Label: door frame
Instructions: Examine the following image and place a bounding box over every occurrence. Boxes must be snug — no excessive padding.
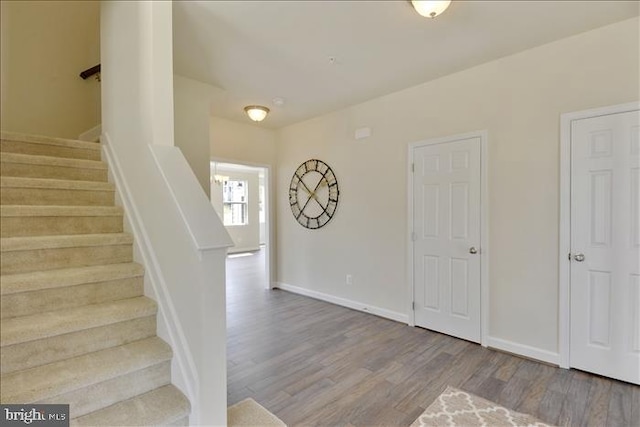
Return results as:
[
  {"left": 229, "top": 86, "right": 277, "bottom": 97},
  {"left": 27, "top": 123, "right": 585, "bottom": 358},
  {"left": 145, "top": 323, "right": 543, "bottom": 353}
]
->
[
  {"left": 407, "top": 130, "right": 489, "bottom": 347},
  {"left": 210, "top": 157, "right": 275, "bottom": 290},
  {"left": 558, "top": 101, "right": 640, "bottom": 369}
]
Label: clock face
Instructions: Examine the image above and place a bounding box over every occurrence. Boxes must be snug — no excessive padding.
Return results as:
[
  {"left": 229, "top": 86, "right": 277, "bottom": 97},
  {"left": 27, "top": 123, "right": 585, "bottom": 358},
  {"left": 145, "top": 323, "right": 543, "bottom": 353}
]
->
[{"left": 289, "top": 159, "right": 339, "bottom": 229}]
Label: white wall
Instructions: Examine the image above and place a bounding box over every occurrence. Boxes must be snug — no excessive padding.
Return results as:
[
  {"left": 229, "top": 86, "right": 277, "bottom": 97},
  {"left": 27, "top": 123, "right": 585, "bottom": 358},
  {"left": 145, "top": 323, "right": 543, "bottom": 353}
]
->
[
  {"left": 276, "top": 18, "right": 640, "bottom": 359},
  {"left": 211, "top": 169, "right": 261, "bottom": 253},
  {"left": 174, "top": 76, "right": 225, "bottom": 196},
  {"left": 101, "top": 2, "right": 230, "bottom": 424},
  {"left": 0, "top": 1, "right": 100, "bottom": 139}
]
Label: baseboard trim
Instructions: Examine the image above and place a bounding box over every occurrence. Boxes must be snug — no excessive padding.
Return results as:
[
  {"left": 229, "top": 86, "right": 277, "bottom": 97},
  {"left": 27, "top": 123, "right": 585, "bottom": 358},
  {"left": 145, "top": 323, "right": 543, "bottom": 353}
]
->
[
  {"left": 275, "top": 282, "right": 408, "bottom": 324},
  {"left": 78, "top": 124, "right": 102, "bottom": 142},
  {"left": 485, "top": 336, "right": 560, "bottom": 366}
]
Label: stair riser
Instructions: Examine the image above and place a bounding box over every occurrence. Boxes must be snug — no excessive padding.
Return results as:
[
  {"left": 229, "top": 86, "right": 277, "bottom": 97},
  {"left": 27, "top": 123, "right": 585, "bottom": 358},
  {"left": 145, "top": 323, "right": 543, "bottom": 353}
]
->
[
  {"left": 1, "top": 216, "right": 123, "bottom": 237},
  {"left": 1, "top": 276, "right": 143, "bottom": 319},
  {"left": 1, "top": 187, "right": 115, "bottom": 206},
  {"left": 1, "top": 140, "right": 101, "bottom": 161},
  {"left": 0, "top": 162, "right": 107, "bottom": 182},
  {"left": 1, "top": 245, "right": 133, "bottom": 274},
  {"left": 1, "top": 216, "right": 123, "bottom": 238},
  {"left": 1, "top": 316, "right": 156, "bottom": 373},
  {"left": 43, "top": 362, "right": 171, "bottom": 419}
]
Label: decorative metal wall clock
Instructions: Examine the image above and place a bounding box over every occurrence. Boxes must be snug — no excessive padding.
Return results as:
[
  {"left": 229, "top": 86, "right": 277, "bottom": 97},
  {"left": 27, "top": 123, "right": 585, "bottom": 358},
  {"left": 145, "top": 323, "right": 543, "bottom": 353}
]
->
[{"left": 289, "top": 159, "right": 339, "bottom": 229}]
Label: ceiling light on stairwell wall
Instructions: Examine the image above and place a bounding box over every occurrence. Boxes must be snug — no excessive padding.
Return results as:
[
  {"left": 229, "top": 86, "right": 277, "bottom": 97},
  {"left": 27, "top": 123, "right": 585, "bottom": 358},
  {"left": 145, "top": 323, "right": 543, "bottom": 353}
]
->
[
  {"left": 411, "top": 0, "right": 451, "bottom": 18},
  {"left": 244, "top": 105, "right": 270, "bottom": 122}
]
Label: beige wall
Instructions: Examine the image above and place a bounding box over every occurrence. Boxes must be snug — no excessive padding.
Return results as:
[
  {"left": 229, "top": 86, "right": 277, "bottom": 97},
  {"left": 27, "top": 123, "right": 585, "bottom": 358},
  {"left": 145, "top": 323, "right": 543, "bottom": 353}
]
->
[
  {"left": 210, "top": 117, "right": 278, "bottom": 168},
  {"left": 276, "top": 18, "right": 640, "bottom": 356},
  {"left": 174, "top": 75, "right": 219, "bottom": 196},
  {"left": 1, "top": 1, "right": 100, "bottom": 139}
]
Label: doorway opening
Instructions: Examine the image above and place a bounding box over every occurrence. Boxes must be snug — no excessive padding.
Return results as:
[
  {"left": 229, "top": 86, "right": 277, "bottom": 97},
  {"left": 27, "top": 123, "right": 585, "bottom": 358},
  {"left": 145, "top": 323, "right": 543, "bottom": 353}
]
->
[{"left": 210, "top": 160, "right": 272, "bottom": 290}]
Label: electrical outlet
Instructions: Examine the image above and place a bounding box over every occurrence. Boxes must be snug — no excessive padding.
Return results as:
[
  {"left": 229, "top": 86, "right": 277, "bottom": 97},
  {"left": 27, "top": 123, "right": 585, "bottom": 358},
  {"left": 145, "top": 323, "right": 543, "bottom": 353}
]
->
[{"left": 346, "top": 274, "right": 353, "bottom": 285}]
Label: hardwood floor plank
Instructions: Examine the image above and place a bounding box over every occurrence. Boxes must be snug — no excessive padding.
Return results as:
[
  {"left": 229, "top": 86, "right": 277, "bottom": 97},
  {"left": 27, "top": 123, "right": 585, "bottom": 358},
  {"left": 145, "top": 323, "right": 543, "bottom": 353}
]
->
[
  {"left": 302, "top": 376, "right": 392, "bottom": 426},
  {"left": 557, "top": 371, "right": 593, "bottom": 426},
  {"left": 538, "top": 389, "right": 566, "bottom": 425},
  {"left": 279, "top": 369, "right": 372, "bottom": 424},
  {"left": 582, "top": 376, "right": 612, "bottom": 427},
  {"left": 515, "top": 362, "right": 557, "bottom": 421},
  {"left": 607, "top": 381, "right": 634, "bottom": 426},
  {"left": 497, "top": 375, "right": 530, "bottom": 410},
  {"left": 492, "top": 354, "right": 521, "bottom": 382},
  {"left": 226, "top": 249, "right": 640, "bottom": 426},
  {"left": 630, "top": 385, "right": 640, "bottom": 427},
  {"left": 256, "top": 390, "right": 294, "bottom": 415}
]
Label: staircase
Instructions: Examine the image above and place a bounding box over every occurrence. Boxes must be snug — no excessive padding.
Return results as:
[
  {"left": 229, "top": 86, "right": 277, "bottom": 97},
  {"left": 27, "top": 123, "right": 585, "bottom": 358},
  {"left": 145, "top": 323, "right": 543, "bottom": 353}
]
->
[{"left": 0, "top": 132, "right": 191, "bottom": 426}]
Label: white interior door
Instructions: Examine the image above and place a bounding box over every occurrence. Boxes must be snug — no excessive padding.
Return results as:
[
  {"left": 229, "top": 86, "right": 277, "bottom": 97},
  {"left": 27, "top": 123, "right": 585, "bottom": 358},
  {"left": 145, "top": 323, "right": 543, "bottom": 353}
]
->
[
  {"left": 570, "top": 109, "right": 640, "bottom": 385},
  {"left": 413, "top": 136, "right": 481, "bottom": 343}
]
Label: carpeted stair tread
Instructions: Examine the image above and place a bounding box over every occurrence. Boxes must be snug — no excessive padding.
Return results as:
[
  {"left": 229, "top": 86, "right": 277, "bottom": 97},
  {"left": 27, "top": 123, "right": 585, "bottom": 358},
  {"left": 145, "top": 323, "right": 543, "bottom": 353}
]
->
[
  {"left": 0, "top": 132, "right": 190, "bottom": 424},
  {"left": 1, "top": 317, "right": 156, "bottom": 374},
  {"left": 1, "top": 134, "right": 101, "bottom": 161},
  {"left": 0, "top": 176, "right": 114, "bottom": 191},
  {"left": 70, "top": 385, "right": 190, "bottom": 426},
  {"left": 0, "top": 152, "right": 107, "bottom": 170},
  {"left": 1, "top": 205, "right": 123, "bottom": 217},
  {"left": 41, "top": 362, "right": 172, "bottom": 420},
  {"left": 1, "top": 233, "right": 133, "bottom": 252},
  {"left": 1, "top": 296, "right": 157, "bottom": 347},
  {"left": 1, "top": 152, "right": 108, "bottom": 182},
  {"left": 0, "top": 205, "right": 124, "bottom": 237},
  {"left": 1, "top": 132, "right": 101, "bottom": 162},
  {"left": 1, "top": 131, "right": 101, "bottom": 152},
  {"left": 1, "top": 263, "right": 144, "bottom": 295},
  {"left": 0, "top": 177, "right": 115, "bottom": 206},
  {"left": 1, "top": 234, "right": 133, "bottom": 275},
  {"left": 0, "top": 337, "right": 172, "bottom": 404}
]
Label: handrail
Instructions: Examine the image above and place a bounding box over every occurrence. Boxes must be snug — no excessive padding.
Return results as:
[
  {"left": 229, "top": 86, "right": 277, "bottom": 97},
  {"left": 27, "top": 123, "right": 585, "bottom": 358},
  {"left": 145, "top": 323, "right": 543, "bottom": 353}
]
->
[{"left": 80, "top": 64, "right": 101, "bottom": 80}]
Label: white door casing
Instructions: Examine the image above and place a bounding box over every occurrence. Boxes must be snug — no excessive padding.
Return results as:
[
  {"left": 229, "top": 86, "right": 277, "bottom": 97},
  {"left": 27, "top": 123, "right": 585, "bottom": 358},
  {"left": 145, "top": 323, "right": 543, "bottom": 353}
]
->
[
  {"left": 567, "top": 108, "right": 640, "bottom": 384},
  {"left": 410, "top": 133, "right": 485, "bottom": 343}
]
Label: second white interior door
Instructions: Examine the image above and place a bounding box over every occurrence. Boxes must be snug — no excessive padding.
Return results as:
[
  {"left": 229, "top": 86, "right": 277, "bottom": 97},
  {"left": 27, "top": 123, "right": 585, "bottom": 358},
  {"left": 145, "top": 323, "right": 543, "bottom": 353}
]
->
[
  {"left": 413, "top": 135, "right": 482, "bottom": 343},
  {"left": 569, "top": 109, "right": 640, "bottom": 385}
]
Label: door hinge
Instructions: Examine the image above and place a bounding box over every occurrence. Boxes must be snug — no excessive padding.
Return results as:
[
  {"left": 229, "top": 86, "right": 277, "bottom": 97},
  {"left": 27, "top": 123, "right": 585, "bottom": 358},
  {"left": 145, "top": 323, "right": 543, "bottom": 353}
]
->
[
  {"left": 411, "top": 232, "right": 417, "bottom": 241},
  {"left": 412, "top": 301, "right": 415, "bottom": 311},
  {"left": 411, "top": 163, "right": 415, "bottom": 173},
  {"left": 568, "top": 252, "right": 571, "bottom": 261}
]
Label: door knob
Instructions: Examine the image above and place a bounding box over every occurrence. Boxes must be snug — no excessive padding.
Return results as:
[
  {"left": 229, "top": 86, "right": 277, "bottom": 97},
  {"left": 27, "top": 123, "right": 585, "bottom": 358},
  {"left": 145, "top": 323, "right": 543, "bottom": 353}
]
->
[
  {"left": 469, "top": 247, "right": 478, "bottom": 254},
  {"left": 573, "top": 253, "right": 585, "bottom": 262}
]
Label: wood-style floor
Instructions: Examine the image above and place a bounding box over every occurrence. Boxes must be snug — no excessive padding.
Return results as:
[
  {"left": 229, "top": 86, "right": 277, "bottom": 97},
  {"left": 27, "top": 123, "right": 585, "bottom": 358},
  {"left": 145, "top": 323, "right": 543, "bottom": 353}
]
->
[{"left": 226, "top": 249, "right": 639, "bottom": 426}]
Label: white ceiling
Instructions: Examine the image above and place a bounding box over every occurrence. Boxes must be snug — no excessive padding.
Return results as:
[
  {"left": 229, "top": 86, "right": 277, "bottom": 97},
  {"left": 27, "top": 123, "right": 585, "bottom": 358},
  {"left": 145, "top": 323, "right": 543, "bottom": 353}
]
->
[{"left": 173, "top": 1, "right": 639, "bottom": 129}]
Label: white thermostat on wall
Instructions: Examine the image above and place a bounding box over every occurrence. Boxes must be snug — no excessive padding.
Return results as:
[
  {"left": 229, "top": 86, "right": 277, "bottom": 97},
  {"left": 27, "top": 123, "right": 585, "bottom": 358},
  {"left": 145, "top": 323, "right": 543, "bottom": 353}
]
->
[{"left": 354, "top": 127, "right": 372, "bottom": 140}]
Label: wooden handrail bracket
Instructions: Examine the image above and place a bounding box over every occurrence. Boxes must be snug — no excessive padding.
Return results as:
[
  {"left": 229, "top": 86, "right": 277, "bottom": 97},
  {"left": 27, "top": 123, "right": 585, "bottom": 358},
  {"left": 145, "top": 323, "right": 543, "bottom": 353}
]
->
[{"left": 80, "top": 64, "right": 101, "bottom": 80}]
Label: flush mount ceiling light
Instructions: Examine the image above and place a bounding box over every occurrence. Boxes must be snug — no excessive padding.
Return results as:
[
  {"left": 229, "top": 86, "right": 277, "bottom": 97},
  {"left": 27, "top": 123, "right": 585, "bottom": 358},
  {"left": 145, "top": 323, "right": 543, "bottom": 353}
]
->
[
  {"left": 411, "top": 0, "right": 451, "bottom": 18},
  {"left": 244, "top": 105, "right": 270, "bottom": 122}
]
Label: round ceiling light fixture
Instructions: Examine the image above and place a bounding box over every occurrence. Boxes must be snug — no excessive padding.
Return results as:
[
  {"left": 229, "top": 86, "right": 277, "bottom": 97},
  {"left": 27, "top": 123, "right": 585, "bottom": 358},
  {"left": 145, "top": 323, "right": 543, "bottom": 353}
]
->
[
  {"left": 244, "top": 105, "right": 270, "bottom": 122},
  {"left": 411, "top": 0, "right": 451, "bottom": 18}
]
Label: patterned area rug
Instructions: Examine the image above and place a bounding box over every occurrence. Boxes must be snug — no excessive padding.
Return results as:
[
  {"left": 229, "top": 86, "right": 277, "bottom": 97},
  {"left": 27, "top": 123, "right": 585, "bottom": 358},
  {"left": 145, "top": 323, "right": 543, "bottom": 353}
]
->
[
  {"left": 228, "top": 398, "right": 287, "bottom": 426},
  {"left": 411, "top": 386, "right": 553, "bottom": 427}
]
